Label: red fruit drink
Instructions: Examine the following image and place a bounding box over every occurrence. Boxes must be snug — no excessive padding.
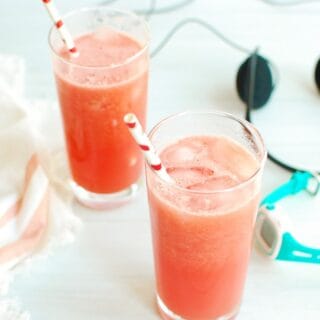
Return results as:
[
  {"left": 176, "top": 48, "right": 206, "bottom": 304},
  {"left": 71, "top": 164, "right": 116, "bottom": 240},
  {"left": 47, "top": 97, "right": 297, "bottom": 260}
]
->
[
  {"left": 146, "top": 113, "right": 265, "bottom": 320},
  {"left": 49, "top": 9, "right": 149, "bottom": 208}
]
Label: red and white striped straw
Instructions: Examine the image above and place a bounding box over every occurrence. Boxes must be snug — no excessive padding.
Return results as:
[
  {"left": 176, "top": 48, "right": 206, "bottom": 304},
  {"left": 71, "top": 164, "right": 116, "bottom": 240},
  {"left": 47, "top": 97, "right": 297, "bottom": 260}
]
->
[
  {"left": 124, "top": 113, "right": 173, "bottom": 183},
  {"left": 41, "top": 0, "right": 79, "bottom": 57}
]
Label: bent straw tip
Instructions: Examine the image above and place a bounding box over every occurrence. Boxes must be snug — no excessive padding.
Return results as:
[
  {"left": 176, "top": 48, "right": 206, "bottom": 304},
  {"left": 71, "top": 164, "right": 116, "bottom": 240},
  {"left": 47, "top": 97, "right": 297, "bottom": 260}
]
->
[
  {"left": 123, "top": 113, "right": 135, "bottom": 122},
  {"left": 69, "top": 48, "right": 79, "bottom": 58},
  {"left": 123, "top": 113, "right": 137, "bottom": 128}
]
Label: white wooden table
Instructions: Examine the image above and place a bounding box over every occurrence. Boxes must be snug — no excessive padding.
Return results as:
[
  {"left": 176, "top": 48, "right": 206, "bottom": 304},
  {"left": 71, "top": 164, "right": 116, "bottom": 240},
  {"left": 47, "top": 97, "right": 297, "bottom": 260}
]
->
[{"left": 1, "top": 0, "right": 320, "bottom": 319}]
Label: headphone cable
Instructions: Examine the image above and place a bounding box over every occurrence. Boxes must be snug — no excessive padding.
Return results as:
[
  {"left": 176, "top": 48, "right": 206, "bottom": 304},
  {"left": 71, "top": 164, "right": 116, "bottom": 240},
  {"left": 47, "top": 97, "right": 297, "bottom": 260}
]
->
[
  {"left": 151, "top": 18, "right": 251, "bottom": 58},
  {"left": 260, "top": 0, "right": 320, "bottom": 6},
  {"left": 151, "top": 19, "right": 319, "bottom": 175},
  {"left": 100, "top": 0, "right": 195, "bottom": 15}
]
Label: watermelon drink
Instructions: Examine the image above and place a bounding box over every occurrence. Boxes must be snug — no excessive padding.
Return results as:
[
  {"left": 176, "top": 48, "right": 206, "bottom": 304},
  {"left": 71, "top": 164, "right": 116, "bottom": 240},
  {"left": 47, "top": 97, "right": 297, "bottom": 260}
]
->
[
  {"left": 49, "top": 8, "right": 149, "bottom": 209},
  {"left": 146, "top": 111, "right": 266, "bottom": 320}
]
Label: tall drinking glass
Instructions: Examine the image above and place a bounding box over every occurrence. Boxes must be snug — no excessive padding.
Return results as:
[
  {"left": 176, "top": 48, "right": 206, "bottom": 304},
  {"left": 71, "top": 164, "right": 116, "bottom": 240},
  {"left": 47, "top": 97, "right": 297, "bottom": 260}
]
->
[
  {"left": 146, "top": 111, "right": 266, "bottom": 320},
  {"left": 49, "top": 7, "right": 149, "bottom": 209}
]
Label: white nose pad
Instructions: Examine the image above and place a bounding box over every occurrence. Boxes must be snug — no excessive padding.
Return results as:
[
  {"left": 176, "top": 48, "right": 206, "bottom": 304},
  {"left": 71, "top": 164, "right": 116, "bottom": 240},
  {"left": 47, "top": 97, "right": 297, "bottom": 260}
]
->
[{"left": 255, "top": 204, "right": 291, "bottom": 259}]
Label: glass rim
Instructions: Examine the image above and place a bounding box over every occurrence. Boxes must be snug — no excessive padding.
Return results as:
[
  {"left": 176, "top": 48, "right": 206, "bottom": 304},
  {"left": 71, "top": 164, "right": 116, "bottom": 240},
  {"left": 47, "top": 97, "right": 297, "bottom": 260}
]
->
[
  {"left": 48, "top": 6, "right": 150, "bottom": 70},
  {"left": 147, "top": 110, "right": 267, "bottom": 195}
]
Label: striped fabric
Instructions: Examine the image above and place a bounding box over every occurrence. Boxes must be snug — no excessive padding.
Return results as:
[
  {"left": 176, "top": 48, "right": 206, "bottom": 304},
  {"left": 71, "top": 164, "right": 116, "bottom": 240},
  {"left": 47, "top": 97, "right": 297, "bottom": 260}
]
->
[
  {"left": 0, "top": 54, "right": 80, "bottom": 291},
  {"left": 0, "top": 55, "right": 80, "bottom": 320},
  {"left": 0, "top": 155, "right": 49, "bottom": 272}
]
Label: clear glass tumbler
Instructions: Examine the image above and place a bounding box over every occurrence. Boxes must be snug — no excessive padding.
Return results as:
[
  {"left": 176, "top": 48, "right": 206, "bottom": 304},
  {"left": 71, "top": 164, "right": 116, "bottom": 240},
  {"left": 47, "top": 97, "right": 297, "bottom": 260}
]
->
[
  {"left": 146, "top": 111, "right": 266, "bottom": 320},
  {"left": 49, "top": 7, "right": 149, "bottom": 209}
]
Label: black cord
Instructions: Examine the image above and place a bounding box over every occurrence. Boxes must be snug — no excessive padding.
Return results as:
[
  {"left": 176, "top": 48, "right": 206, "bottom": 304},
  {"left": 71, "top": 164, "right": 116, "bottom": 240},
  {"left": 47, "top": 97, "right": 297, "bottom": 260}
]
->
[
  {"left": 246, "top": 51, "right": 294, "bottom": 172},
  {"left": 144, "top": 0, "right": 157, "bottom": 20},
  {"left": 100, "top": 0, "right": 195, "bottom": 15},
  {"left": 136, "top": 0, "right": 195, "bottom": 15},
  {"left": 101, "top": 0, "right": 118, "bottom": 4},
  {"left": 261, "top": 0, "right": 320, "bottom": 5},
  {"left": 151, "top": 18, "right": 251, "bottom": 58}
]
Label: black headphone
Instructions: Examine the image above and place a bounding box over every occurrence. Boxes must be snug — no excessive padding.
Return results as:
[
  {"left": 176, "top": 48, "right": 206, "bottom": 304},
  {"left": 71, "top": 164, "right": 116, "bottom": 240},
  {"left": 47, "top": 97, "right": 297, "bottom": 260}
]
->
[
  {"left": 237, "top": 50, "right": 320, "bottom": 110},
  {"left": 151, "top": 18, "right": 320, "bottom": 174},
  {"left": 237, "top": 50, "right": 320, "bottom": 173}
]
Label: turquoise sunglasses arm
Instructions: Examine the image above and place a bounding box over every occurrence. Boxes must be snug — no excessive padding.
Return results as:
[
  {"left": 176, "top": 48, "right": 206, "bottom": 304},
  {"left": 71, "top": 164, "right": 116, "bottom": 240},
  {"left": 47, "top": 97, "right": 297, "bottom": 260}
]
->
[
  {"left": 277, "top": 232, "right": 320, "bottom": 264},
  {"left": 261, "top": 172, "right": 312, "bottom": 206}
]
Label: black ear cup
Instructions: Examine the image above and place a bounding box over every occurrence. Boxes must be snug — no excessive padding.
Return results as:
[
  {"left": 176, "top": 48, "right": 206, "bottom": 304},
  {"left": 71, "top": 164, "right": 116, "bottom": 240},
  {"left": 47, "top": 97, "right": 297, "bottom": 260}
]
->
[
  {"left": 236, "top": 54, "right": 274, "bottom": 109},
  {"left": 314, "top": 59, "right": 320, "bottom": 91}
]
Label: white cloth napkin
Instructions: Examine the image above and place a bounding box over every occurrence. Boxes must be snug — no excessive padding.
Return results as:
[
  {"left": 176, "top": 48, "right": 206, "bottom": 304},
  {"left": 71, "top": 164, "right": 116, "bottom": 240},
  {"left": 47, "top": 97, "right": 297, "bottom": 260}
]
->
[{"left": 0, "top": 55, "right": 81, "bottom": 319}]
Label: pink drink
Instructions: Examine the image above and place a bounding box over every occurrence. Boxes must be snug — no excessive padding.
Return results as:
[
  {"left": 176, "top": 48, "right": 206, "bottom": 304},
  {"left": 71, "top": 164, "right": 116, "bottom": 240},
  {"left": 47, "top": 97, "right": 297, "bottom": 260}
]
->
[
  {"left": 146, "top": 113, "right": 265, "bottom": 320},
  {"left": 55, "top": 29, "right": 148, "bottom": 193},
  {"left": 49, "top": 9, "right": 149, "bottom": 208}
]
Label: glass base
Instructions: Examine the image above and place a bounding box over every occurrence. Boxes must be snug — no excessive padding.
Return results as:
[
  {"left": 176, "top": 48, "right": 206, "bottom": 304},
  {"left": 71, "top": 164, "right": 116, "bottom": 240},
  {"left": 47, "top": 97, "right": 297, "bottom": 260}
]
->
[
  {"left": 70, "top": 180, "right": 140, "bottom": 210},
  {"left": 157, "top": 295, "right": 238, "bottom": 320}
]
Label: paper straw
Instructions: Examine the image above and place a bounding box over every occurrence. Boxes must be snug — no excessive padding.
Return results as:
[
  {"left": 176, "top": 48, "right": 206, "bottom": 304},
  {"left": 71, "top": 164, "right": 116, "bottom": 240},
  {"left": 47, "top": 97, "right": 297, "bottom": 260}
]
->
[
  {"left": 124, "top": 113, "right": 173, "bottom": 183},
  {"left": 41, "top": 0, "right": 79, "bottom": 57}
]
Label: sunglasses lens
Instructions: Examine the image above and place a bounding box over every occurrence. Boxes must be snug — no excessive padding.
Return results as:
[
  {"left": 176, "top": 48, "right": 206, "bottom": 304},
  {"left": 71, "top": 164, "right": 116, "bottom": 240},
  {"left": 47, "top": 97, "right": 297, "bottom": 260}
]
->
[{"left": 260, "top": 217, "right": 277, "bottom": 250}]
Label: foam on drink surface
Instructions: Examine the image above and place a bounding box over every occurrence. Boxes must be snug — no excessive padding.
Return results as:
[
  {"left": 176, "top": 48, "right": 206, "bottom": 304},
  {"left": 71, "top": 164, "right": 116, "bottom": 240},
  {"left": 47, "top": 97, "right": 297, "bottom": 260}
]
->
[
  {"left": 62, "top": 27, "right": 142, "bottom": 67},
  {"left": 58, "top": 27, "right": 145, "bottom": 86},
  {"left": 153, "top": 135, "right": 260, "bottom": 215}
]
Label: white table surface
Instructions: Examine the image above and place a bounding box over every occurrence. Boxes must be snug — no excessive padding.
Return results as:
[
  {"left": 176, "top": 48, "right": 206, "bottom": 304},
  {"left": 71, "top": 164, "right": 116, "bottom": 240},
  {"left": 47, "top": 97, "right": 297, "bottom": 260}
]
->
[{"left": 2, "top": 0, "right": 320, "bottom": 319}]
